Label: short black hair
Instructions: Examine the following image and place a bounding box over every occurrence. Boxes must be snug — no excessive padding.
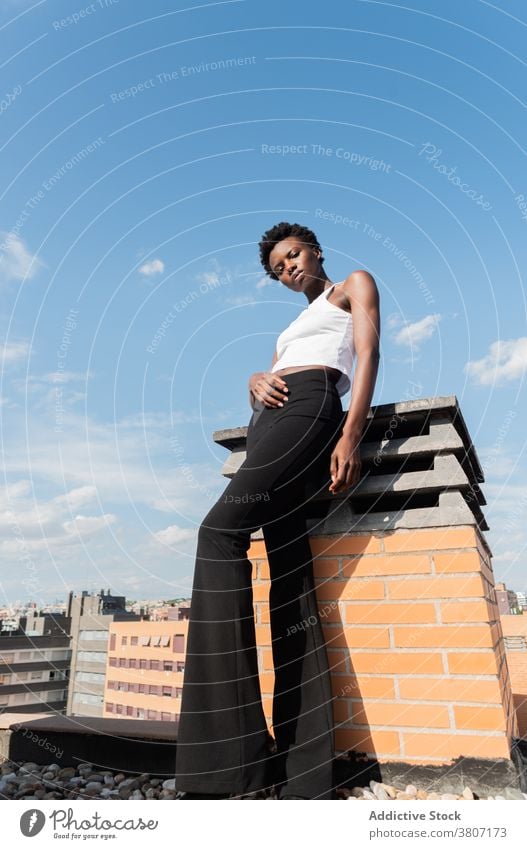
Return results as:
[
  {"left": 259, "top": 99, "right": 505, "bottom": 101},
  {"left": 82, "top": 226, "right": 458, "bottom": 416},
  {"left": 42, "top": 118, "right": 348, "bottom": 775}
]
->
[{"left": 258, "top": 221, "right": 324, "bottom": 280}]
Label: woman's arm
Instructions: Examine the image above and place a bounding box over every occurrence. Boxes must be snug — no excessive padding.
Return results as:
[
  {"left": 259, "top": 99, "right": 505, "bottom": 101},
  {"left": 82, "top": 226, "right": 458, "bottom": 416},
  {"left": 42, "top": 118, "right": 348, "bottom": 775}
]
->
[{"left": 329, "top": 270, "right": 381, "bottom": 494}]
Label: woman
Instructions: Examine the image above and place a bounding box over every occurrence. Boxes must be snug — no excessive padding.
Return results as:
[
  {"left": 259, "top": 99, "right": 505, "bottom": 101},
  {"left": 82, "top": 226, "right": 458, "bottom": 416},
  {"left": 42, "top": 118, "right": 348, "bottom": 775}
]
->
[{"left": 175, "top": 221, "right": 380, "bottom": 800}]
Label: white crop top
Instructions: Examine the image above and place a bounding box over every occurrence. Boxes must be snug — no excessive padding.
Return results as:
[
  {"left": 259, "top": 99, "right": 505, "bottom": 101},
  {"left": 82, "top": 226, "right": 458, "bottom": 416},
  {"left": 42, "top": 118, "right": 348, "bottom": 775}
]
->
[{"left": 271, "top": 281, "right": 355, "bottom": 397}]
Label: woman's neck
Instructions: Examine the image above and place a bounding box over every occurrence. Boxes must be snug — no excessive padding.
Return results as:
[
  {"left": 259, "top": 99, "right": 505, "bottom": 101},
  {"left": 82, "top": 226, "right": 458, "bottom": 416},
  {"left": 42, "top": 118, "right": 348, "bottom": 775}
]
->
[{"left": 304, "top": 273, "right": 334, "bottom": 304}]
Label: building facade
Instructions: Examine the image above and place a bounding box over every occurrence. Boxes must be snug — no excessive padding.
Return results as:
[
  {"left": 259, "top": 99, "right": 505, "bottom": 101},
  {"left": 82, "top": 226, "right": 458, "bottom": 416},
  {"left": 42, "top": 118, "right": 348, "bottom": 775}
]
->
[
  {"left": 66, "top": 589, "right": 140, "bottom": 717},
  {"left": 103, "top": 606, "right": 190, "bottom": 721},
  {"left": 0, "top": 629, "right": 70, "bottom": 714},
  {"left": 495, "top": 582, "right": 520, "bottom": 616}
]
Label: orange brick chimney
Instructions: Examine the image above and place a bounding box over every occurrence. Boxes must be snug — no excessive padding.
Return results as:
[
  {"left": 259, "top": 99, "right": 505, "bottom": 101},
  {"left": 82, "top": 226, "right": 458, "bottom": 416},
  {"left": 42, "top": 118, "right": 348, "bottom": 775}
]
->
[{"left": 214, "top": 395, "right": 525, "bottom": 795}]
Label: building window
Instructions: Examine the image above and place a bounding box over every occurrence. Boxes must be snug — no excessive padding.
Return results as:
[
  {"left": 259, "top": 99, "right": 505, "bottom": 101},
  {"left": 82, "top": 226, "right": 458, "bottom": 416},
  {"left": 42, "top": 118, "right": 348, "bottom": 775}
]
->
[
  {"left": 76, "top": 671, "right": 105, "bottom": 684},
  {"left": 162, "top": 686, "right": 172, "bottom": 697},
  {"left": 172, "top": 634, "right": 185, "bottom": 653},
  {"left": 140, "top": 636, "right": 150, "bottom": 647},
  {"left": 109, "top": 657, "right": 117, "bottom": 667},
  {"left": 138, "top": 684, "right": 146, "bottom": 694},
  {"left": 140, "top": 659, "right": 147, "bottom": 669},
  {"left": 175, "top": 688, "right": 183, "bottom": 698},
  {"left": 50, "top": 650, "right": 70, "bottom": 661},
  {"left": 81, "top": 630, "right": 108, "bottom": 641},
  {"left": 116, "top": 704, "right": 124, "bottom": 714},
  {"left": 150, "top": 660, "right": 161, "bottom": 671},
  {"left": 163, "top": 661, "right": 173, "bottom": 672},
  {"left": 147, "top": 709, "right": 158, "bottom": 720},
  {"left": 78, "top": 651, "right": 107, "bottom": 663},
  {"left": 161, "top": 635, "right": 171, "bottom": 647},
  {"left": 137, "top": 708, "right": 145, "bottom": 719},
  {"left": 106, "top": 702, "right": 114, "bottom": 712},
  {"left": 126, "top": 705, "right": 134, "bottom": 716},
  {"left": 161, "top": 712, "right": 172, "bottom": 721},
  {"left": 131, "top": 636, "right": 138, "bottom": 646},
  {"left": 122, "top": 636, "right": 128, "bottom": 646},
  {"left": 73, "top": 692, "right": 103, "bottom": 705},
  {"left": 504, "top": 635, "right": 527, "bottom": 651},
  {"left": 176, "top": 661, "right": 185, "bottom": 672}
]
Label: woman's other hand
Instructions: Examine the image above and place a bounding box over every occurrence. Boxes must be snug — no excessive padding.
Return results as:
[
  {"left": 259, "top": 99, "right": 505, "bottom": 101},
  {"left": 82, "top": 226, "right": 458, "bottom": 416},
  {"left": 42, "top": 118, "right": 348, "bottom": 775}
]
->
[
  {"left": 329, "top": 434, "right": 362, "bottom": 494},
  {"left": 249, "top": 372, "right": 289, "bottom": 408}
]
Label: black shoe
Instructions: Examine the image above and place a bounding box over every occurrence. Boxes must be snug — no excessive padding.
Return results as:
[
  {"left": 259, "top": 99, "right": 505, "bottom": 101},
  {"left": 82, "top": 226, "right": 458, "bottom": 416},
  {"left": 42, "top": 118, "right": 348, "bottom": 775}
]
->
[
  {"left": 175, "top": 790, "right": 231, "bottom": 800},
  {"left": 232, "top": 790, "right": 269, "bottom": 800}
]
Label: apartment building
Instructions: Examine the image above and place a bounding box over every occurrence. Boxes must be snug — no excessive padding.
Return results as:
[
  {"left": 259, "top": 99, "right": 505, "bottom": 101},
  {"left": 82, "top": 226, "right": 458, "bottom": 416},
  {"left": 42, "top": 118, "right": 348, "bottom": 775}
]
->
[
  {"left": 66, "top": 589, "right": 141, "bottom": 717},
  {"left": 0, "top": 615, "right": 71, "bottom": 714},
  {"left": 103, "top": 604, "right": 190, "bottom": 721},
  {"left": 501, "top": 613, "right": 527, "bottom": 738},
  {"left": 495, "top": 582, "right": 520, "bottom": 615}
]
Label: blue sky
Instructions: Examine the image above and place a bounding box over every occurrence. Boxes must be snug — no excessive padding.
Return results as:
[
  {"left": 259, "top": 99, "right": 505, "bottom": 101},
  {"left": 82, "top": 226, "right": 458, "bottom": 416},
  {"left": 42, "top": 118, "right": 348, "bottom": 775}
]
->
[{"left": 1, "top": 0, "right": 526, "bottom": 603}]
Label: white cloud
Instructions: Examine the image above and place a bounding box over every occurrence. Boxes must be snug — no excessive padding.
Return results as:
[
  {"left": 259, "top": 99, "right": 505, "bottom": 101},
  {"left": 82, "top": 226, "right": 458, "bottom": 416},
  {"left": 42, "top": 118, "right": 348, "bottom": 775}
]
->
[
  {"left": 0, "top": 232, "right": 43, "bottom": 284},
  {"left": 0, "top": 358, "right": 240, "bottom": 598},
  {"left": 197, "top": 271, "right": 219, "bottom": 286},
  {"left": 479, "top": 448, "right": 517, "bottom": 480},
  {"left": 225, "top": 294, "right": 258, "bottom": 305},
  {"left": 63, "top": 513, "right": 117, "bottom": 537},
  {"left": 53, "top": 485, "right": 98, "bottom": 510},
  {"left": 139, "top": 258, "right": 165, "bottom": 277},
  {"left": 392, "top": 314, "right": 441, "bottom": 349},
  {"left": 0, "top": 485, "right": 98, "bottom": 535},
  {"left": 464, "top": 337, "right": 527, "bottom": 386},
  {"left": 0, "top": 479, "right": 33, "bottom": 510},
  {"left": 385, "top": 312, "right": 402, "bottom": 330},
  {"left": 40, "top": 370, "right": 91, "bottom": 385},
  {"left": 8, "top": 370, "right": 90, "bottom": 419},
  {"left": 1, "top": 340, "right": 30, "bottom": 366},
  {"left": 153, "top": 525, "right": 198, "bottom": 547},
  {"left": 256, "top": 276, "right": 272, "bottom": 289},
  {"left": 2, "top": 405, "right": 224, "bottom": 523},
  {"left": 0, "top": 482, "right": 116, "bottom": 558}
]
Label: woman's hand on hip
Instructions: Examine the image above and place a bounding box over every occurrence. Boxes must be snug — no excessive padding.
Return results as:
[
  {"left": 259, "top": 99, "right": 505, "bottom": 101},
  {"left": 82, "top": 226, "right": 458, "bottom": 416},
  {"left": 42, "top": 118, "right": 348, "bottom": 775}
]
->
[
  {"left": 249, "top": 372, "right": 289, "bottom": 407},
  {"left": 329, "top": 434, "right": 362, "bottom": 494}
]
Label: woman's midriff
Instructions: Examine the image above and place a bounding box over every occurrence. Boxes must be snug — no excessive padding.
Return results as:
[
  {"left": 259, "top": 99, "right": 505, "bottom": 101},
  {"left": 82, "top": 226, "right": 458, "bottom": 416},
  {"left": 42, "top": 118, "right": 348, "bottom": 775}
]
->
[{"left": 274, "top": 365, "right": 342, "bottom": 380}]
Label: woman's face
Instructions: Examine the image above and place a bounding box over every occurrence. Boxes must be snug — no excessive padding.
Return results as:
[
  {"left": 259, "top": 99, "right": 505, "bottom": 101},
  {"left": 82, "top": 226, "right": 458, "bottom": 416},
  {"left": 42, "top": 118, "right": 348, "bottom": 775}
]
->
[{"left": 268, "top": 237, "right": 322, "bottom": 290}]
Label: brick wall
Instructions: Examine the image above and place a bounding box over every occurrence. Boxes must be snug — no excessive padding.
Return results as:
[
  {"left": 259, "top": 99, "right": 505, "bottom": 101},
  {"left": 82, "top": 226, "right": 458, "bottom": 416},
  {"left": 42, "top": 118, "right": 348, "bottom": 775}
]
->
[{"left": 250, "top": 524, "right": 518, "bottom": 765}]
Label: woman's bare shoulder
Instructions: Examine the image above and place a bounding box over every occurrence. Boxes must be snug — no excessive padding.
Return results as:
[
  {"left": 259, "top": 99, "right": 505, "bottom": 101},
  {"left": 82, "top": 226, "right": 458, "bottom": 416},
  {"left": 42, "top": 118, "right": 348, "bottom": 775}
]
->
[{"left": 341, "top": 269, "right": 379, "bottom": 304}]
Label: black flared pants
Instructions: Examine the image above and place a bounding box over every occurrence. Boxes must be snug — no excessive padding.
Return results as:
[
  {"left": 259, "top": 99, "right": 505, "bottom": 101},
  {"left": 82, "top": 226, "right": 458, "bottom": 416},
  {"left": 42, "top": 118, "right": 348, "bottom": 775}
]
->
[{"left": 174, "top": 369, "right": 346, "bottom": 799}]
